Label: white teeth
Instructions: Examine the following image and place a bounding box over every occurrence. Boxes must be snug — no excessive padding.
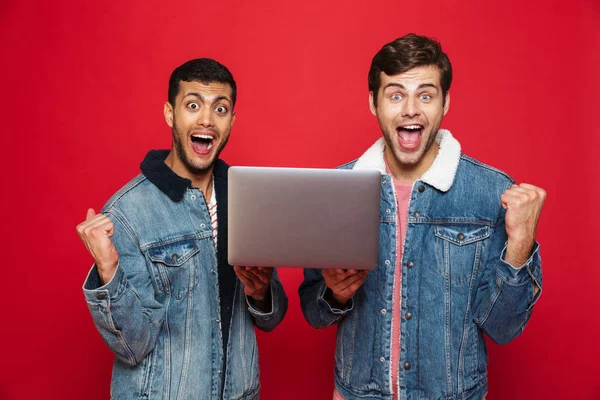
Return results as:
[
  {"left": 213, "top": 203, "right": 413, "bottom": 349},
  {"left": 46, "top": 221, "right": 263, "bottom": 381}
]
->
[
  {"left": 403, "top": 125, "right": 422, "bottom": 130},
  {"left": 192, "top": 134, "right": 213, "bottom": 140}
]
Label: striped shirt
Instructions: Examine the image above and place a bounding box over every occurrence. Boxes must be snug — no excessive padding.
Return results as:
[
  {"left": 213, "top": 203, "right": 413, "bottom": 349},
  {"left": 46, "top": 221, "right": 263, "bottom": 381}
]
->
[{"left": 208, "top": 178, "right": 218, "bottom": 247}]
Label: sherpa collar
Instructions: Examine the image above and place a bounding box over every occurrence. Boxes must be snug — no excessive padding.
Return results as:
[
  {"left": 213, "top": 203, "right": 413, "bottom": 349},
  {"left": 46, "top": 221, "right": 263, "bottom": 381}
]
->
[
  {"left": 140, "top": 150, "right": 229, "bottom": 202},
  {"left": 352, "top": 129, "right": 461, "bottom": 192}
]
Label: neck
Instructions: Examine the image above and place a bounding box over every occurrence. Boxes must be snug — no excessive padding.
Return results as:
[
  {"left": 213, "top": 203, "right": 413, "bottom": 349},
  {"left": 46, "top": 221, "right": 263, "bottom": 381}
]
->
[
  {"left": 384, "top": 143, "right": 439, "bottom": 182},
  {"left": 164, "top": 151, "right": 214, "bottom": 199}
]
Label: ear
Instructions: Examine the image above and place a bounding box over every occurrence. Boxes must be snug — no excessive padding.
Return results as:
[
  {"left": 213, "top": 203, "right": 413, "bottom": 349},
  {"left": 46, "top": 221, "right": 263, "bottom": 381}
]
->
[
  {"left": 231, "top": 110, "right": 236, "bottom": 127},
  {"left": 369, "top": 92, "right": 377, "bottom": 116},
  {"left": 443, "top": 91, "right": 450, "bottom": 116},
  {"left": 164, "top": 102, "right": 174, "bottom": 128}
]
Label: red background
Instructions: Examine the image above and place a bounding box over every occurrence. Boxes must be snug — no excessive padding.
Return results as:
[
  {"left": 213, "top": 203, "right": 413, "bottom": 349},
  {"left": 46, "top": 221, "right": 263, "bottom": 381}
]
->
[{"left": 1, "top": 0, "right": 598, "bottom": 399}]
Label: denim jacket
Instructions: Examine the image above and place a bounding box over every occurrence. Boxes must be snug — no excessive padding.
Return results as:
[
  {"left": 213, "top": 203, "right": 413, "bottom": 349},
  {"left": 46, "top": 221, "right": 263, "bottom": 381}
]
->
[
  {"left": 299, "top": 130, "right": 542, "bottom": 400},
  {"left": 83, "top": 152, "right": 288, "bottom": 400}
]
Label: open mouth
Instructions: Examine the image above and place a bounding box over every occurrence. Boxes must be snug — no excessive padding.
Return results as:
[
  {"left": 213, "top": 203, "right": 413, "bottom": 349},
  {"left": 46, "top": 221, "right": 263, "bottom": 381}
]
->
[
  {"left": 191, "top": 133, "right": 215, "bottom": 155},
  {"left": 396, "top": 124, "right": 423, "bottom": 150}
]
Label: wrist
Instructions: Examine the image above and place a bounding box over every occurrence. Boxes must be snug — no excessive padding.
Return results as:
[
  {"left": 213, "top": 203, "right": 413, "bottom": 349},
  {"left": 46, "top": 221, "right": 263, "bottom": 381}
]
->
[
  {"left": 251, "top": 293, "right": 266, "bottom": 301},
  {"left": 325, "top": 289, "right": 349, "bottom": 309},
  {"left": 505, "top": 238, "right": 534, "bottom": 268},
  {"left": 97, "top": 261, "right": 118, "bottom": 285},
  {"left": 507, "top": 236, "right": 534, "bottom": 253}
]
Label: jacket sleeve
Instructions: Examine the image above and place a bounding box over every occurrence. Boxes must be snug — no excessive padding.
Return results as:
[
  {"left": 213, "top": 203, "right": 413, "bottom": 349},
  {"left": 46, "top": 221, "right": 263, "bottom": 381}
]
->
[
  {"left": 473, "top": 207, "right": 542, "bottom": 345},
  {"left": 246, "top": 268, "right": 288, "bottom": 332},
  {"left": 298, "top": 268, "right": 354, "bottom": 329},
  {"left": 82, "top": 211, "right": 165, "bottom": 366}
]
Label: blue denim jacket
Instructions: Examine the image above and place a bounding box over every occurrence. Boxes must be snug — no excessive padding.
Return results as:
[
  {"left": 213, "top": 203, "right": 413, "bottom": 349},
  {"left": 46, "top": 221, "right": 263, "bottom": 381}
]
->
[
  {"left": 83, "top": 153, "right": 287, "bottom": 400},
  {"left": 299, "top": 131, "right": 542, "bottom": 400}
]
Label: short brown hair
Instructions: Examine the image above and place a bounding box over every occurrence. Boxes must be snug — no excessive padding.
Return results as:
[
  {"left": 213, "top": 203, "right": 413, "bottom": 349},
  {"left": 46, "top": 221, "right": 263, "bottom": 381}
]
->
[{"left": 368, "top": 33, "right": 452, "bottom": 107}]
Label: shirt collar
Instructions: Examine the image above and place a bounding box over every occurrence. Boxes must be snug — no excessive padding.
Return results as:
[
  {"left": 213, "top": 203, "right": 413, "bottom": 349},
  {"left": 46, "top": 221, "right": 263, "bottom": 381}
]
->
[{"left": 140, "top": 150, "right": 228, "bottom": 202}]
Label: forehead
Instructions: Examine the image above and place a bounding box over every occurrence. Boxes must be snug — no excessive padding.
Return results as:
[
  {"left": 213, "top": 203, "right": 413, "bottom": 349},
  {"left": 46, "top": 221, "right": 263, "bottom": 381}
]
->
[
  {"left": 380, "top": 65, "right": 442, "bottom": 89},
  {"left": 176, "top": 80, "right": 233, "bottom": 100}
]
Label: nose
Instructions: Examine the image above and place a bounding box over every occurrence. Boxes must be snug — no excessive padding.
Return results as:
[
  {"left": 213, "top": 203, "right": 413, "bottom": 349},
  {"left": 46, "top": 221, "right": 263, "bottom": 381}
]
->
[
  {"left": 401, "top": 96, "right": 421, "bottom": 118},
  {"left": 197, "top": 107, "right": 215, "bottom": 127}
]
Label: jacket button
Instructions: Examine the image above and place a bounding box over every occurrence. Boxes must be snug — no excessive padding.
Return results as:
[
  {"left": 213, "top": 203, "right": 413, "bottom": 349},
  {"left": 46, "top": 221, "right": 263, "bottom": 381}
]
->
[
  {"left": 171, "top": 253, "right": 179, "bottom": 260},
  {"left": 404, "top": 362, "right": 412, "bottom": 370},
  {"left": 190, "top": 195, "right": 197, "bottom": 200},
  {"left": 414, "top": 211, "right": 421, "bottom": 217},
  {"left": 96, "top": 293, "right": 106, "bottom": 300},
  {"left": 417, "top": 185, "right": 425, "bottom": 193},
  {"left": 407, "top": 261, "right": 414, "bottom": 269},
  {"left": 457, "top": 233, "right": 465, "bottom": 240},
  {"left": 405, "top": 312, "right": 412, "bottom": 320},
  {"left": 381, "top": 309, "right": 387, "bottom": 314},
  {"left": 380, "top": 357, "right": 385, "bottom": 362}
]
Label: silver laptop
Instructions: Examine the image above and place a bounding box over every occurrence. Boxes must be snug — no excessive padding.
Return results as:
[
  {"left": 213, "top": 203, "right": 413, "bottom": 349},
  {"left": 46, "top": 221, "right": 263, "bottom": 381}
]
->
[{"left": 228, "top": 166, "right": 381, "bottom": 269}]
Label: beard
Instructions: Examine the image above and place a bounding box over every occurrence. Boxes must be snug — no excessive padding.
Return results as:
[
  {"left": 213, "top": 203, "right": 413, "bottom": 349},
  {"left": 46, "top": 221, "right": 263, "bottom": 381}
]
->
[
  {"left": 171, "top": 124, "right": 230, "bottom": 175},
  {"left": 381, "top": 121, "right": 440, "bottom": 167}
]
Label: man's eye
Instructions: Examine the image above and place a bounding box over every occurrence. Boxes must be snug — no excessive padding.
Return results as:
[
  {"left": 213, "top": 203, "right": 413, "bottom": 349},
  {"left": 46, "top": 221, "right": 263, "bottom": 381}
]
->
[
  {"left": 188, "top": 102, "right": 199, "bottom": 110},
  {"left": 391, "top": 94, "right": 401, "bottom": 101},
  {"left": 215, "top": 106, "right": 227, "bottom": 113},
  {"left": 420, "top": 94, "right": 431, "bottom": 101}
]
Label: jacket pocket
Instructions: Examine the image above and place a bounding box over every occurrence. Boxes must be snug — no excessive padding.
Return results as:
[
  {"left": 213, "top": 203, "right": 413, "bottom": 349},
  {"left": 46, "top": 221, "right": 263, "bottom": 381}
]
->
[
  {"left": 434, "top": 224, "right": 490, "bottom": 285},
  {"left": 147, "top": 238, "right": 201, "bottom": 299}
]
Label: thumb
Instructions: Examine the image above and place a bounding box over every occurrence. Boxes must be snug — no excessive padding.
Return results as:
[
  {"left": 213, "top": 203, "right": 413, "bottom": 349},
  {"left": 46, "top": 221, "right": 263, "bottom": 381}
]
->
[{"left": 86, "top": 208, "right": 96, "bottom": 220}]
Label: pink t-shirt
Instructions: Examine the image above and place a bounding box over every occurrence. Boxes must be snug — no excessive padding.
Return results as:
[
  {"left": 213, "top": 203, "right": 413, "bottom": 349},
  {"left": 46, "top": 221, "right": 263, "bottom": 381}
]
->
[
  {"left": 390, "top": 180, "right": 412, "bottom": 399},
  {"left": 334, "top": 175, "right": 412, "bottom": 400}
]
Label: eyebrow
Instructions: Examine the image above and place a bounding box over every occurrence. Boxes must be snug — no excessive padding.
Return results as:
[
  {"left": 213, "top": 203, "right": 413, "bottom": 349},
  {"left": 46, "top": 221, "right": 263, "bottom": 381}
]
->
[
  {"left": 383, "top": 83, "right": 439, "bottom": 91},
  {"left": 183, "top": 92, "right": 232, "bottom": 104}
]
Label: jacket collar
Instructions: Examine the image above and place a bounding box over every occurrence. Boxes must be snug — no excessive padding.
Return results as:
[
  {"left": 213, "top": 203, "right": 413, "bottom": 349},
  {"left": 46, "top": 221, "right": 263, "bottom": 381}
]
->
[
  {"left": 140, "top": 150, "right": 229, "bottom": 202},
  {"left": 352, "top": 129, "right": 461, "bottom": 192}
]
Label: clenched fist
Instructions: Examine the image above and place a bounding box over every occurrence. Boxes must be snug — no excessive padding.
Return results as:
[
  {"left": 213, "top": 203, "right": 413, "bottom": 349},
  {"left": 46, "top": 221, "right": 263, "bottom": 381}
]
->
[
  {"left": 76, "top": 208, "right": 119, "bottom": 285},
  {"left": 500, "top": 183, "right": 546, "bottom": 267}
]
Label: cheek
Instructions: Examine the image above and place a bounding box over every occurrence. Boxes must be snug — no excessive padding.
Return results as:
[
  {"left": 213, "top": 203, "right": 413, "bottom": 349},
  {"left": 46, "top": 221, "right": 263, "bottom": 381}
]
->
[
  {"left": 424, "top": 107, "right": 444, "bottom": 123},
  {"left": 217, "top": 118, "right": 233, "bottom": 133},
  {"left": 378, "top": 106, "right": 399, "bottom": 124}
]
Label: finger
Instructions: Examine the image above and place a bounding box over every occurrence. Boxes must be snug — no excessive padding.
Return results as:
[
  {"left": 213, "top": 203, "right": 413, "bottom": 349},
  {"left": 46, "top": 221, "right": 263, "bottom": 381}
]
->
[
  {"left": 514, "top": 186, "right": 545, "bottom": 202},
  {"left": 234, "top": 267, "right": 256, "bottom": 291},
  {"left": 518, "top": 183, "right": 541, "bottom": 191},
  {"left": 332, "top": 271, "right": 367, "bottom": 293},
  {"left": 340, "top": 274, "right": 368, "bottom": 296},
  {"left": 244, "top": 268, "right": 270, "bottom": 284},
  {"left": 323, "top": 270, "right": 351, "bottom": 287},
  {"left": 236, "top": 267, "right": 262, "bottom": 285},
  {"left": 84, "top": 219, "right": 115, "bottom": 240},
  {"left": 501, "top": 191, "right": 526, "bottom": 208},
  {"left": 505, "top": 186, "right": 530, "bottom": 195},
  {"left": 77, "top": 214, "right": 105, "bottom": 234},
  {"left": 86, "top": 208, "right": 96, "bottom": 220},
  {"left": 257, "top": 266, "right": 274, "bottom": 274},
  {"left": 333, "top": 274, "right": 368, "bottom": 299},
  {"left": 85, "top": 216, "right": 114, "bottom": 232},
  {"left": 341, "top": 271, "right": 368, "bottom": 290},
  {"left": 79, "top": 214, "right": 112, "bottom": 233},
  {"left": 503, "top": 190, "right": 539, "bottom": 207}
]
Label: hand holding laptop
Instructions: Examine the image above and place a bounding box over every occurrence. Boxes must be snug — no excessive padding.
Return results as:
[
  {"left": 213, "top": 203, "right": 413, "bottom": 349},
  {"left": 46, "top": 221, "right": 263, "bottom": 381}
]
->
[
  {"left": 233, "top": 266, "right": 273, "bottom": 299},
  {"left": 322, "top": 269, "right": 369, "bottom": 307}
]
